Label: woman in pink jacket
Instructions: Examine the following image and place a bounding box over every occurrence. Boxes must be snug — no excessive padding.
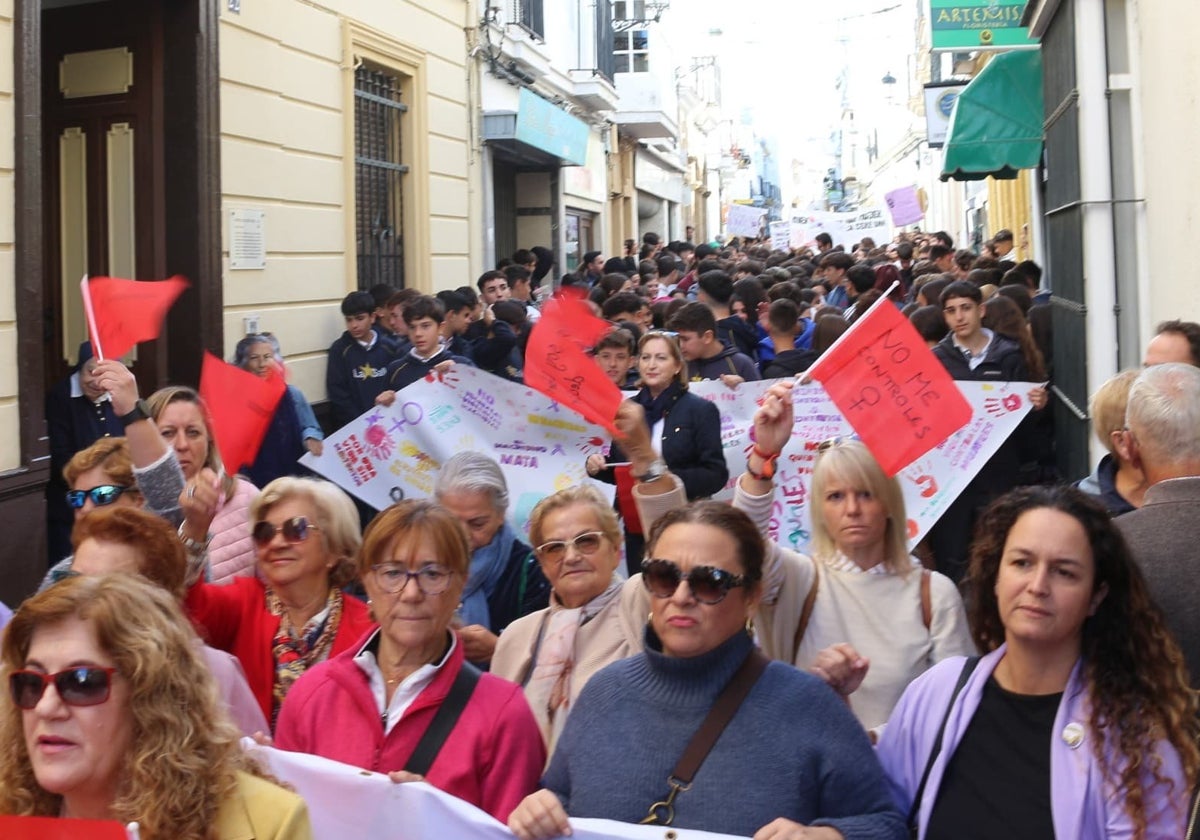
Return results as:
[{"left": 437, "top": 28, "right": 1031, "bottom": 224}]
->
[
  {"left": 275, "top": 499, "right": 544, "bottom": 822},
  {"left": 146, "top": 386, "right": 258, "bottom": 582}
]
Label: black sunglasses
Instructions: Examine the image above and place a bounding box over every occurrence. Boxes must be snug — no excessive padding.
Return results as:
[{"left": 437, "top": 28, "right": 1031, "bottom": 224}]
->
[
  {"left": 65, "top": 485, "right": 131, "bottom": 510},
  {"left": 641, "top": 558, "right": 747, "bottom": 605},
  {"left": 252, "top": 516, "right": 321, "bottom": 547},
  {"left": 9, "top": 667, "right": 118, "bottom": 709}
]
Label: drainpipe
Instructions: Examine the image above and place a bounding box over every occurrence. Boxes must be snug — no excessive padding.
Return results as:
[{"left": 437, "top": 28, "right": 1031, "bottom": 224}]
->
[{"left": 1075, "top": 0, "right": 1117, "bottom": 460}]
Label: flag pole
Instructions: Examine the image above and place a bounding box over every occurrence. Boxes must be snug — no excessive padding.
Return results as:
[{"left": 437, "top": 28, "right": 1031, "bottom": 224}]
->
[
  {"left": 79, "top": 275, "right": 106, "bottom": 360},
  {"left": 798, "top": 280, "right": 900, "bottom": 385}
]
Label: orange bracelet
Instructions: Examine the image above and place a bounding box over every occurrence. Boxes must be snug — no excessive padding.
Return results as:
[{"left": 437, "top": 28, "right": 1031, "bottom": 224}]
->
[{"left": 747, "top": 444, "right": 779, "bottom": 481}]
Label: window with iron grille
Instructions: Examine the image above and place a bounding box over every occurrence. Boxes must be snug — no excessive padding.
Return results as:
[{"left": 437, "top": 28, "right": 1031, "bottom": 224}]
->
[
  {"left": 512, "top": 0, "right": 544, "bottom": 39},
  {"left": 596, "top": 0, "right": 616, "bottom": 81},
  {"left": 354, "top": 64, "right": 409, "bottom": 290}
]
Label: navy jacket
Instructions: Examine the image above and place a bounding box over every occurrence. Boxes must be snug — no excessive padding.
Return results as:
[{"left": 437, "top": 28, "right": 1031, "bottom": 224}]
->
[{"left": 325, "top": 331, "right": 395, "bottom": 430}]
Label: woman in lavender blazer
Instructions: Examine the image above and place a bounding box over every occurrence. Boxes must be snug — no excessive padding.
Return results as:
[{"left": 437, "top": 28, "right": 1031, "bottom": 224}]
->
[{"left": 877, "top": 486, "right": 1198, "bottom": 840}]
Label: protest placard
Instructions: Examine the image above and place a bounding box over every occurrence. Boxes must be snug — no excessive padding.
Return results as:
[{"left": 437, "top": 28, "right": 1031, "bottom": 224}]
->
[
  {"left": 725, "top": 204, "right": 766, "bottom": 238},
  {"left": 302, "top": 366, "right": 612, "bottom": 527},
  {"left": 685, "top": 377, "right": 1033, "bottom": 553},
  {"left": 805, "top": 290, "right": 971, "bottom": 475},
  {"left": 769, "top": 220, "right": 791, "bottom": 252},
  {"left": 884, "top": 186, "right": 924, "bottom": 226},
  {"left": 246, "top": 740, "right": 750, "bottom": 840}
]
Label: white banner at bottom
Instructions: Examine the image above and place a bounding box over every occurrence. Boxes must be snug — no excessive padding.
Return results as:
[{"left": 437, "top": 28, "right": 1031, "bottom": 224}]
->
[{"left": 246, "top": 740, "right": 748, "bottom": 840}]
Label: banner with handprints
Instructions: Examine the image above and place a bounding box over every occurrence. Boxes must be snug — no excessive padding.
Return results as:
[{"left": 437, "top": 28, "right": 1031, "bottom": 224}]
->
[
  {"left": 684, "top": 378, "right": 1035, "bottom": 553},
  {"left": 301, "top": 366, "right": 612, "bottom": 528}
]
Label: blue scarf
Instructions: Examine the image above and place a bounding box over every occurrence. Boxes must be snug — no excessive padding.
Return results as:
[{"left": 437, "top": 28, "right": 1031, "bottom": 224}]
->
[{"left": 457, "top": 521, "right": 518, "bottom": 629}]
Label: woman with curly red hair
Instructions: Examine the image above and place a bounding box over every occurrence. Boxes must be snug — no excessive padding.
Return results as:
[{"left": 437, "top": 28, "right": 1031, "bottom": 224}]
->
[{"left": 877, "top": 485, "right": 1198, "bottom": 839}]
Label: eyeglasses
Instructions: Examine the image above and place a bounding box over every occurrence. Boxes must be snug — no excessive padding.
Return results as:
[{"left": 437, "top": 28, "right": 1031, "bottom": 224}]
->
[
  {"left": 9, "top": 667, "right": 119, "bottom": 710},
  {"left": 371, "top": 564, "right": 455, "bottom": 596},
  {"left": 65, "top": 485, "right": 131, "bottom": 510},
  {"left": 644, "top": 330, "right": 679, "bottom": 340},
  {"left": 816, "top": 435, "right": 859, "bottom": 454},
  {"left": 252, "top": 516, "right": 321, "bottom": 547},
  {"left": 535, "top": 531, "right": 607, "bottom": 563},
  {"left": 641, "top": 558, "right": 748, "bottom": 605}
]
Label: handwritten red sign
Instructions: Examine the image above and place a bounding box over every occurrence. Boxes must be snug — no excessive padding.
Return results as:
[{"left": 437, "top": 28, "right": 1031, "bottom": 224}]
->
[{"left": 805, "top": 299, "right": 971, "bottom": 475}]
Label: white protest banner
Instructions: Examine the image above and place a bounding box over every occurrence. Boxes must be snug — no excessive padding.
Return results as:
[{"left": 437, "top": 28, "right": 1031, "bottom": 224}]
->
[
  {"left": 725, "top": 203, "right": 766, "bottom": 238},
  {"left": 302, "top": 366, "right": 612, "bottom": 527},
  {"left": 769, "top": 220, "right": 791, "bottom": 252},
  {"left": 685, "top": 378, "right": 1034, "bottom": 553},
  {"left": 246, "top": 740, "right": 749, "bottom": 840},
  {"left": 789, "top": 208, "right": 891, "bottom": 250}
]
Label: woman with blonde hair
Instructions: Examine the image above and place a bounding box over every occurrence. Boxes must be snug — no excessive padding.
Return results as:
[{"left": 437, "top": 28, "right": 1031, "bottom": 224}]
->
[
  {"left": 1074, "top": 369, "right": 1145, "bottom": 514},
  {"left": 0, "top": 574, "right": 311, "bottom": 838},
  {"left": 185, "top": 476, "right": 374, "bottom": 727},
  {"left": 146, "top": 385, "right": 260, "bottom": 582}
]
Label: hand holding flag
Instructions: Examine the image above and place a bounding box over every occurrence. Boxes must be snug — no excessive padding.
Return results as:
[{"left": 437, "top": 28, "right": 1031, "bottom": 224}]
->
[
  {"left": 804, "top": 283, "right": 972, "bottom": 475},
  {"left": 81, "top": 275, "right": 189, "bottom": 360}
]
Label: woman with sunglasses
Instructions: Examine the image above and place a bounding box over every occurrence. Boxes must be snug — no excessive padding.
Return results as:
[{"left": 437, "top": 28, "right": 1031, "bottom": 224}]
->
[
  {"left": 275, "top": 500, "right": 543, "bottom": 821},
  {"left": 877, "top": 486, "right": 1199, "bottom": 839},
  {"left": 146, "top": 386, "right": 260, "bottom": 584},
  {"left": 635, "top": 381, "right": 975, "bottom": 731},
  {"left": 586, "top": 331, "right": 727, "bottom": 573},
  {"left": 0, "top": 574, "right": 312, "bottom": 839},
  {"left": 184, "top": 476, "right": 374, "bottom": 728},
  {"left": 508, "top": 501, "right": 905, "bottom": 840}
]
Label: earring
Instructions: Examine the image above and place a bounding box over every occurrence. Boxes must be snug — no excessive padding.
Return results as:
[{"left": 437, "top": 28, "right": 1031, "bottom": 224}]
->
[
  {"left": 745, "top": 616, "right": 755, "bottom": 637},
  {"left": 367, "top": 599, "right": 376, "bottom": 623}
]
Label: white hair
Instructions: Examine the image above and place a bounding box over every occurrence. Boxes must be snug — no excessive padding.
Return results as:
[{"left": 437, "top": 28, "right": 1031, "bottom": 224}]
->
[
  {"left": 1126, "top": 363, "right": 1200, "bottom": 466},
  {"left": 434, "top": 451, "right": 510, "bottom": 512}
]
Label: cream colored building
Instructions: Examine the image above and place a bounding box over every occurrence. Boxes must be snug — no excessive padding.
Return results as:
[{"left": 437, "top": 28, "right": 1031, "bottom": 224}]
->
[{"left": 0, "top": 0, "right": 477, "bottom": 600}]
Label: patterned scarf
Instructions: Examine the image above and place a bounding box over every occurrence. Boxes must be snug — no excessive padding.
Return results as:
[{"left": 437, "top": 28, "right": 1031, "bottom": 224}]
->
[
  {"left": 526, "top": 576, "right": 623, "bottom": 754},
  {"left": 268, "top": 587, "right": 344, "bottom": 727}
]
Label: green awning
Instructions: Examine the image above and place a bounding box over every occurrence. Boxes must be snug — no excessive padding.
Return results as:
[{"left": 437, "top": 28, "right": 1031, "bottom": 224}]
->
[{"left": 940, "top": 49, "right": 1043, "bottom": 182}]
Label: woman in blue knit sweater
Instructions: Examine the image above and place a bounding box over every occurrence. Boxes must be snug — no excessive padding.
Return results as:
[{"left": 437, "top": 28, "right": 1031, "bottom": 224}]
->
[{"left": 508, "top": 502, "right": 906, "bottom": 840}]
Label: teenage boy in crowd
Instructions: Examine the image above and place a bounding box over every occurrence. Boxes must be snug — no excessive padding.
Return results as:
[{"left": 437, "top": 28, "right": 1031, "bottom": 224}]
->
[
  {"left": 927, "top": 280, "right": 1046, "bottom": 581},
  {"left": 376, "top": 295, "right": 474, "bottom": 400},
  {"left": 697, "top": 270, "right": 759, "bottom": 360},
  {"left": 435, "top": 289, "right": 476, "bottom": 361},
  {"left": 325, "top": 290, "right": 395, "bottom": 430},
  {"left": 666, "top": 302, "right": 761, "bottom": 387},
  {"left": 593, "top": 329, "right": 639, "bottom": 389}
]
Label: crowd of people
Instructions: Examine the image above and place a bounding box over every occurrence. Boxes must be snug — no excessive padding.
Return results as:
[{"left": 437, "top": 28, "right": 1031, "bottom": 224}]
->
[{"left": 8, "top": 228, "right": 1200, "bottom": 838}]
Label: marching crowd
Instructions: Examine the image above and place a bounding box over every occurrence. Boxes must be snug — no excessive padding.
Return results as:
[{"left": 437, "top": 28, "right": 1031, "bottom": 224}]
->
[{"left": 6, "top": 229, "right": 1200, "bottom": 839}]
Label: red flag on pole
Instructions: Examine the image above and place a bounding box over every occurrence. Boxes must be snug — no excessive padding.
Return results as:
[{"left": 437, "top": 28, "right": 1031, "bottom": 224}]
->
[
  {"left": 524, "top": 294, "right": 621, "bottom": 435},
  {"left": 804, "top": 290, "right": 972, "bottom": 475},
  {"left": 81, "top": 275, "right": 189, "bottom": 360},
  {"left": 199, "top": 352, "right": 286, "bottom": 474}
]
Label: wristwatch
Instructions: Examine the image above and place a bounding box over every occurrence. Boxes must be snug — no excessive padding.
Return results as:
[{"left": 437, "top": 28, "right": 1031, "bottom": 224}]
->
[
  {"left": 177, "top": 522, "right": 212, "bottom": 555},
  {"left": 635, "top": 458, "right": 668, "bottom": 483},
  {"left": 118, "top": 398, "right": 152, "bottom": 428}
]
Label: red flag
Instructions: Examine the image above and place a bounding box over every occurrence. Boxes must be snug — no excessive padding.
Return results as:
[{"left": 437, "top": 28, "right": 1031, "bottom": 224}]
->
[
  {"left": 82, "top": 275, "right": 189, "bottom": 360},
  {"left": 0, "top": 815, "right": 127, "bottom": 839},
  {"left": 524, "top": 296, "right": 621, "bottom": 434},
  {"left": 805, "top": 297, "right": 971, "bottom": 475},
  {"left": 613, "top": 464, "right": 644, "bottom": 534},
  {"left": 199, "top": 352, "right": 286, "bottom": 473},
  {"left": 549, "top": 286, "right": 613, "bottom": 349}
]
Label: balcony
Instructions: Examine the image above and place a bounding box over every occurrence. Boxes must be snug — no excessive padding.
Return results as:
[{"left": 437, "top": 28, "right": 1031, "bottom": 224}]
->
[
  {"left": 611, "top": 71, "right": 678, "bottom": 140},
  {"left": 570, "top": 69, "right": 620, "bottom": 112}
]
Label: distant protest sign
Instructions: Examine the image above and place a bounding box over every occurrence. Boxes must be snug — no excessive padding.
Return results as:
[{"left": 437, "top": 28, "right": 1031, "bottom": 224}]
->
[
  {"left": 789, "top": 208, "right": 890, "bottom": 250},
  {"left": 725, "top": 203, "right": 767, "bottom": 238},
  {"left": 685, "top": 377, "right": 1033, "bottom": 553},
  {"left": 884, "top": 186, "right": 924, "bottom": 226},
  {"left": 302, "top": 366, "right": 612, "bottom": 527},
  {"left": 769, "top": 220, "right": 791, "bottom": 252}
]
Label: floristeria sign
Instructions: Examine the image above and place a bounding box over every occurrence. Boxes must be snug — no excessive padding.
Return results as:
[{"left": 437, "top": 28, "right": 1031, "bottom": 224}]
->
[{"left": 929, "top": 0, "right": 1036, "bottom": 50}]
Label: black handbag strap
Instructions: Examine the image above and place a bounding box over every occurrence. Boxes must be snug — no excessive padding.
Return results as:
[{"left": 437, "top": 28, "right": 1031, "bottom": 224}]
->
[
  {"left": 641, "top": 648, "right": 769, "bottom": 825},
  {"left": 907, "top": 656, "right": 980, "bottom": 832},
  {"left": 403, "top": 662, "right": 481, "bottom": 776}
]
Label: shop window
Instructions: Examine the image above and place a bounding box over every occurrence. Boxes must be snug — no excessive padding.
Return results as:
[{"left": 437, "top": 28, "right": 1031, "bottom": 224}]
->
[{"left": 354, "top": 64, "right": 409, "bottom": 289}]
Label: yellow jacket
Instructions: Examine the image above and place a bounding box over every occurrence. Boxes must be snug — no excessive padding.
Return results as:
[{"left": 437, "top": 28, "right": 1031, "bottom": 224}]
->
[{"left": 213, "top": 771, "right": 312, "bottom": 840}]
